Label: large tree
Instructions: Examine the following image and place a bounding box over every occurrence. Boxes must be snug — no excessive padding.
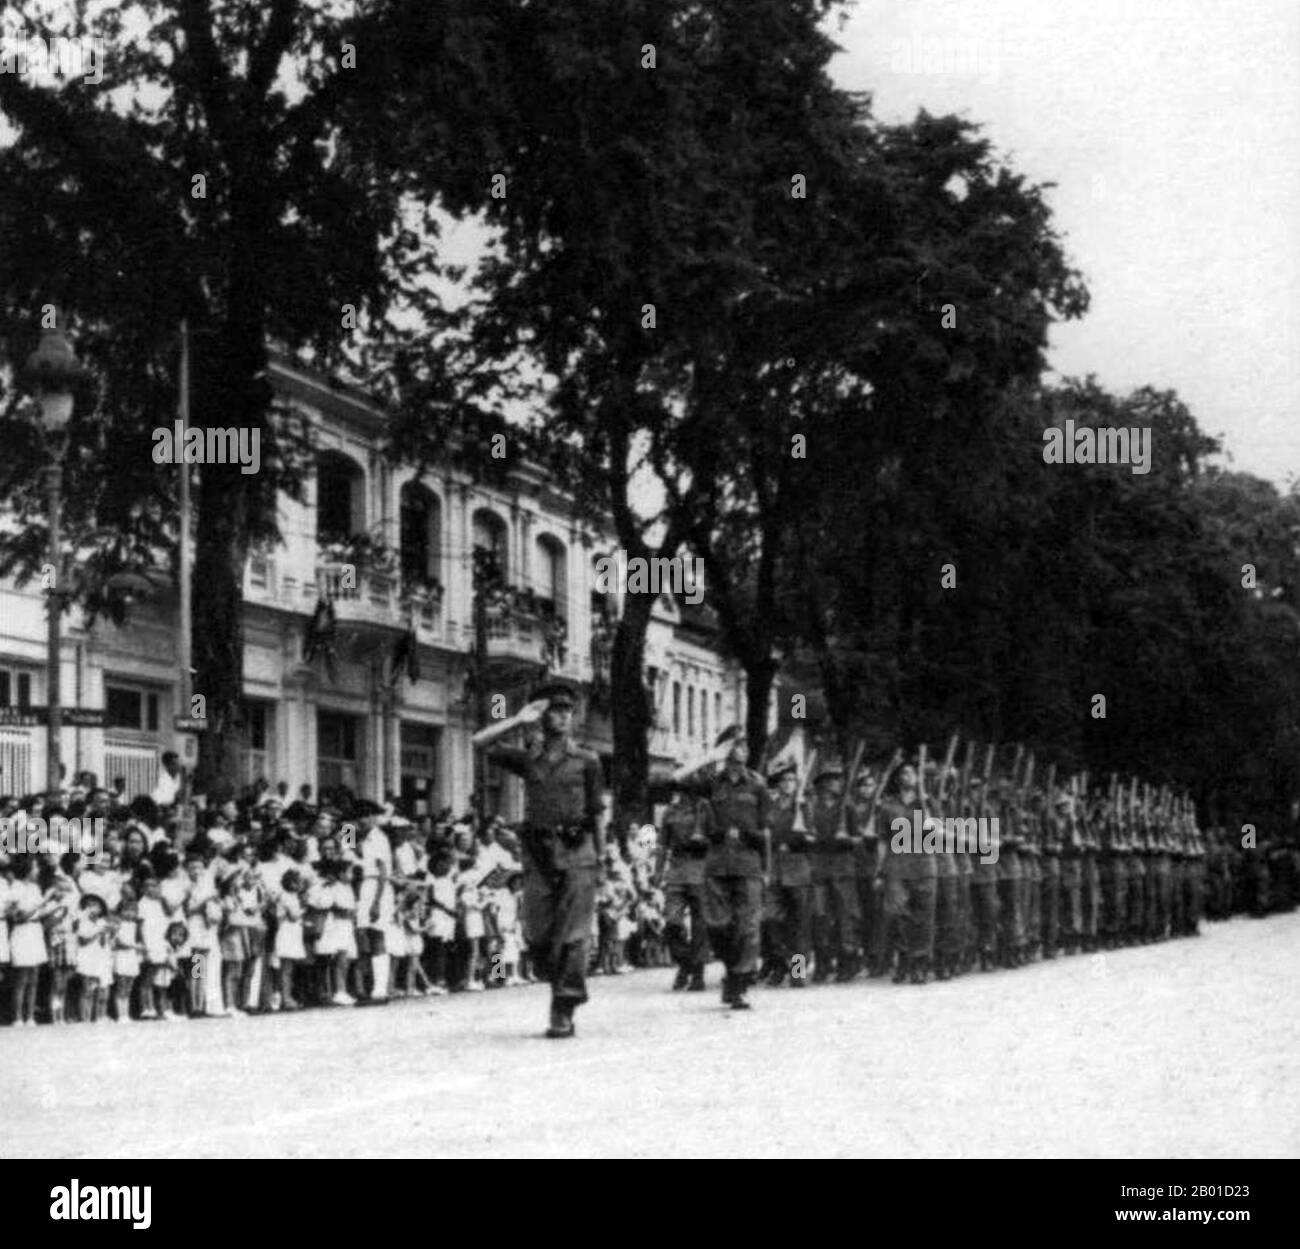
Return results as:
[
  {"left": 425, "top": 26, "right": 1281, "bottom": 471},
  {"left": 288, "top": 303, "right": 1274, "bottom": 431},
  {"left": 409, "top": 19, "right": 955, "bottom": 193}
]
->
[{"left": 0, "top": 0, "right": 488, "bottom": 792}]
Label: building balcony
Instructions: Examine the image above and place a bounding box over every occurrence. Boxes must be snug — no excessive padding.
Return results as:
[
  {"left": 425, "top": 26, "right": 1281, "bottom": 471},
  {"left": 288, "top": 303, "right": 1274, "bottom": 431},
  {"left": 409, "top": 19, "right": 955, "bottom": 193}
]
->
[
  {"left": 244, "top": 555, "right": 450, "bottom": 645},
  {"left": 316, "top": 562, "right": 404, "bottom": 634}
]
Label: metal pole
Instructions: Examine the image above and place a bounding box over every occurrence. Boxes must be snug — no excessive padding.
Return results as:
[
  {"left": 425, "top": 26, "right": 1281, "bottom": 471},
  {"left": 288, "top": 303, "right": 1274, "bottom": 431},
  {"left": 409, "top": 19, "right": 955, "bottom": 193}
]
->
[
  {"left": 177, "top": 322, "right": 195, "bottom": 825},
  {"left": 46, "top": 461, "right": 63, "bottom": 795},
  {"left": 473, "top": 565, "right": 488, "bottom": 827}
]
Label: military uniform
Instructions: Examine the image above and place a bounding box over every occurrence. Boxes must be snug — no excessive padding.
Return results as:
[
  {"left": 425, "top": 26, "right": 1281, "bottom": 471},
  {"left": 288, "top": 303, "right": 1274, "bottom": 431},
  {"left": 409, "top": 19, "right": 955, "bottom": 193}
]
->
[
  {"left": 488, "top": 734, "right": 603, "bottom": 1024},
  {"left": 1040, "top": 809, "right": 1062, "bottom": 958},
  {"left": 1021, "top": 819, "right": 1041, "bottom": 961},
  {"left": 768, "top": 790, "right": 814, "bottom": 985},
  {"left": 933, "top": 808, "right": 961, "bottom": 979},
  {"left": 809, "top": 791, "right": 863, "bottom": 981},
  {"left": 1081, "top": 822, "right": 1100, "bottom": 953},
  {"left": 681, "top": 762, "right": 771, "bottom": 1008},
  {"left": 1127, "top": 834, "right": 1148, "bottom": 942},
  {"left": 851, "top": 799, "right": 886, "bottom": 976},
  {"left": 1059, "top": 814, "right": 1083, "bottom": 954},
  {"left": 880, "top": 797, "right": 937, "bottom": 983},
  {"left": 657, "top": 795, "right": 712, "bottom": 989},
  {"left": 970, "top": 805, "right": 1001, "bottom": 971},
  {"left": 997, "top": 811, "right": 1023, "bottom": 967}
]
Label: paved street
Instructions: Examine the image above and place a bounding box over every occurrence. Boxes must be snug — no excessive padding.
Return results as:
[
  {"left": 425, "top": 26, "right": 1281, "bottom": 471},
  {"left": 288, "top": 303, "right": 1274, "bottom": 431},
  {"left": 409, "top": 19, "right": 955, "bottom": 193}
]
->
[{"left": 3, "top": 913, "right": 1297, "bottom": 1159}]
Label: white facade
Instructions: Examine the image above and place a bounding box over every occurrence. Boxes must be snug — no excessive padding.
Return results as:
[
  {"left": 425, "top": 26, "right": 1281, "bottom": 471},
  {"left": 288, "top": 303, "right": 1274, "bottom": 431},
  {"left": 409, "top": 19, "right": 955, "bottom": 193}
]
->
[{"left": 0, "top": 359, "right": 744, "bottom": 816}]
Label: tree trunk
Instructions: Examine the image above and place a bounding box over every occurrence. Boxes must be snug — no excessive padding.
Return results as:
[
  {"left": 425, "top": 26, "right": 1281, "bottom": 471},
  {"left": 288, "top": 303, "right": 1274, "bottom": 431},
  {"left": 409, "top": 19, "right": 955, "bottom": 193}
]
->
[
  {"left": 190, "top": 319, "right": 267, "bottom": 798},
  {"left": 609, "top": 591, "right": 655, "bottom": 832},
  {"left": 744, "top": 656, "right": 778, "bottom": 771}
]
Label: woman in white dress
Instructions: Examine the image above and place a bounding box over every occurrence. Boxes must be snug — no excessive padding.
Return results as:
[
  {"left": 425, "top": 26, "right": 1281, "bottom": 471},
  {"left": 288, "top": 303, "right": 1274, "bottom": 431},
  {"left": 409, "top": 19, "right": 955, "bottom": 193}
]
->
[{"left": 7, "top": 856, "right": 52, "bottom": 1026}]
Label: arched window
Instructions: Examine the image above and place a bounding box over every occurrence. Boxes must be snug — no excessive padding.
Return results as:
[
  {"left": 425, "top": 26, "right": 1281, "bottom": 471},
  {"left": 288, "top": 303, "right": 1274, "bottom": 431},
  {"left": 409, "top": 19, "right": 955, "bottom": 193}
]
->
[
  {"left": 701, "top": 689, "right": 710, "bottom": 743},
  {"left": 472, "top": 509, "right": 509, "bottom": 584},
  {"left": 687, "top": 686, "right": 695, "bottom": 739},
  {"left": 316, "top": 451, "right": 366, "bottom": 545},
  {"left": 534, "top": 534, "right": 567, "bottom": 615},
  {"left": 672, "top": 681, "right": 682, "bottom": 737},
  {"left": 400, "top": 483, "right": 441, "bottom": 587}
]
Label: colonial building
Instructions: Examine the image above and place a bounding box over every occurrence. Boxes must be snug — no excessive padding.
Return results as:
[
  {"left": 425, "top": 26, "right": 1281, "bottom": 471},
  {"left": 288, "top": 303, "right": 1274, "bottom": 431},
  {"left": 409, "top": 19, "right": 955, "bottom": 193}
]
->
[{"left": 0, "top": 358, "right": 749, "bottom": 817}]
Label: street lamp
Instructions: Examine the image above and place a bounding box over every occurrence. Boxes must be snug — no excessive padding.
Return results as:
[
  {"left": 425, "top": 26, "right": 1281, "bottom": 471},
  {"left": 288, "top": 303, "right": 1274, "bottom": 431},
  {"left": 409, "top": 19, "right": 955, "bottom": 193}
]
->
[{"left": 22, "top": 320, "right": 82, "bottom": 796}]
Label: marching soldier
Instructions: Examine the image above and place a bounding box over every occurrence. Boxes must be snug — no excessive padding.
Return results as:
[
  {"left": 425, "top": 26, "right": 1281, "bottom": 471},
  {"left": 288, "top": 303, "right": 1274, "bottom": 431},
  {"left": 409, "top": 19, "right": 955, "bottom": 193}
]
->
[
  {"left": 672, "top": 727, "right": 772, "bottom": 1010},
  {"left": 879, "top": 762, "right": 938, "bottom": 984},
  {"left": 1039, "top": 790, "right": 1062, "bottom": 958},
  {"left": 851, "top": 769, "right": 888, "bottom": 977},
  {"left": 651, "top": 781, "right": 712, "bottom": 992},
  {"left": 1080, "top": 800, "right": 1100, "bottom": 953},
  {"left": 766, "top": 762, "right": 814, "bottom": 987},
  {"left": 932, "top": 763, "right": 961, "bottom": 980},
  {"left": 1100, "top": 802, "right": 1127, "bottom": 951},
  {"left": 808, "top": 763, "right": 863, "bottom": 982},
  {"left": 969, "top": 776, "right": 1001, "bottom": 972},
  {"left": 997, "top": 782, "right": 1024, "bottom": 968},
  {"left": 471, "top": 682, "right": 605, "bottom": 1039},
  {"left": 1021, "top": 801, "right": 1042, "bottom": 962},
  {"left": 1127, "top": 820, "right": 1148, "bottom": 944},
  {"left": 1058, "top": 791, "right": 1083, "bottom": 955}
]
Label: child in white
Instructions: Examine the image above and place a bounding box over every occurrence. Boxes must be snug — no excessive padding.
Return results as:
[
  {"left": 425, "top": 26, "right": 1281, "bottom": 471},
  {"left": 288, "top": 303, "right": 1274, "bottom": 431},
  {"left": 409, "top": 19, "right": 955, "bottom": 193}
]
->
[{"left": 74, "top": 893, "right": 112, "bottom": 1022}]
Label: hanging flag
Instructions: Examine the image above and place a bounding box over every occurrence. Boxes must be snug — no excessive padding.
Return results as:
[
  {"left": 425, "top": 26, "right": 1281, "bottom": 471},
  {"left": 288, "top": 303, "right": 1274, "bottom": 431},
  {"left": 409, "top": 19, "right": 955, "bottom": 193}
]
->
[{"left": 304, "top": 599, "right": 337, "bottom": 680}]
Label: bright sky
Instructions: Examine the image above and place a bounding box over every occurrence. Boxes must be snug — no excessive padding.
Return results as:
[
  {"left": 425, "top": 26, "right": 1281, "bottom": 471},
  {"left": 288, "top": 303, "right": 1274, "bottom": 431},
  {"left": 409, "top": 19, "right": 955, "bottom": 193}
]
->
[{"left": 835, "top": 0, "right": 1300, "bottom": 487}]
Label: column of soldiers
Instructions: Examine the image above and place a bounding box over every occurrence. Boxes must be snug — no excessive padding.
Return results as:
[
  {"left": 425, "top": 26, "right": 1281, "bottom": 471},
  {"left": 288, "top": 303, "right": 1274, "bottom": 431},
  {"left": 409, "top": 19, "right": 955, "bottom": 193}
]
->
[{"left": 653, "top": 729, "right": 1295, "bottom": 1000}]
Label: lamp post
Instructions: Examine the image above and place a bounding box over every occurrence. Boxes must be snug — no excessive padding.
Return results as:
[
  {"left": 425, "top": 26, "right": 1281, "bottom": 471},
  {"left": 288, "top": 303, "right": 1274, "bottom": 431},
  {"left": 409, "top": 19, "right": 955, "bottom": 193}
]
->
[{"left": 22, "top": 320, "right": 81, "bottom": 797}]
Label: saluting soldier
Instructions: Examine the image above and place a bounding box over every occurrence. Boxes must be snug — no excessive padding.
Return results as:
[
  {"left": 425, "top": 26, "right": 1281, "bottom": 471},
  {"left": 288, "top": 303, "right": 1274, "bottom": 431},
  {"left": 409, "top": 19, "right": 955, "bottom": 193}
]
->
[
  {"left": 766, "top": 761, "right": 814, "bottom": 987},
  {"left": 471, "top": 682, "right": 605, "bottom": 1039},
  {"left": 808, "top": 762, "right": 863, "bottom": 982},
  {"left": 672, "top": 727, "right": 772, "bottom": 1010},
  {"left": 651, "top": 780, "right": 712, "bottom": 992}
]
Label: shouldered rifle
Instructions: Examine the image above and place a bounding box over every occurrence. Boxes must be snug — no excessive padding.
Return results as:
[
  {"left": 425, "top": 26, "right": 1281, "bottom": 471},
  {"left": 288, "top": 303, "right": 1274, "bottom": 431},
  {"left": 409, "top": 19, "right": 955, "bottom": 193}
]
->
[
  {"left": 790, "top": 748, "right": 818, "bottom": 836},
  {"left": 940, "top": 730, "right": 960, "bottom": 812},
  {"left": 837, "top": 739, "right": 867, "bottom": 839},
  {"left": 959, "top": 738, "right": 976, "bottom": 813},
  {"left": 871, "top": 747, "right": 905, "bottom": 824},
  {"left": 917, "top": 742, "right": 930, "bottom": 818},
  {"left": 980, "top": 744, "right": 997, "bottom": 816}
]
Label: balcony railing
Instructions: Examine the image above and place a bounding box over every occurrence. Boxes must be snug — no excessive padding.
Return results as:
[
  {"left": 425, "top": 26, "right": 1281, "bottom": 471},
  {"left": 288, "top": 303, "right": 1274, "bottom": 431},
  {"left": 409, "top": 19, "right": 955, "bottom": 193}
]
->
[{"left": 316, "top": 561, "right": 403, "bottom": 633}]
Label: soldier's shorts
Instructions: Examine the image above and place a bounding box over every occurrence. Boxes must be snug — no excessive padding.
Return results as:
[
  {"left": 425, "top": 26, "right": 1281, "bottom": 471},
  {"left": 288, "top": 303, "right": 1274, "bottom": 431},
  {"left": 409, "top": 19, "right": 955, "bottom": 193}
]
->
[
  {"left": 998, "top": 879, "right": 1023, "bottom": 954},
  {"left": 1040, "top": 874, "right": 1060, "bottom": 950},
  {"left": 703, "top": 875, "right": 764, "bottom": 977},
  {"left": 886, "top": 877, "right": 936, "bottom": 961},
  {"left": 935, "top": 875, "right": 960, "bottom": 961},
  {"left": 970, "top": 881, "right": 999, "bottom": 953},
  {"left": 664, "top": 882, "right": 711, "bottom": 970},
  {"left": 813, "top": 877, "right": 862, "bottom": 962},
  {"left": 522, "top": 864, "right": 599, "bottom": 1005},
  {"left": 1061, "top": 881, "right": 1082, "bottom": 943}
]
